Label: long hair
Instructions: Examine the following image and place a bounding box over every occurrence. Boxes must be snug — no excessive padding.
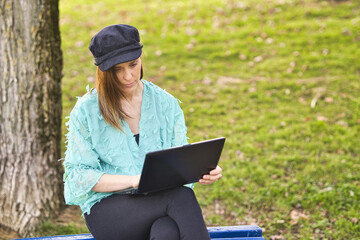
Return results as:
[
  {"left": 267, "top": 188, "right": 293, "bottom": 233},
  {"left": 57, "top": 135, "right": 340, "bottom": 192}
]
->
[{"left": 90, "top": 65, "right": 144, "bottom": 131}]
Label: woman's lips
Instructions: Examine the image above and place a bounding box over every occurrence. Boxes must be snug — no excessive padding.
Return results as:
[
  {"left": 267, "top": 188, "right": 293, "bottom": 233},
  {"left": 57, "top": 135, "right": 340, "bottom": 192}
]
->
[{"left": 124, "top": 82, "right": 135, "bottom": 87}]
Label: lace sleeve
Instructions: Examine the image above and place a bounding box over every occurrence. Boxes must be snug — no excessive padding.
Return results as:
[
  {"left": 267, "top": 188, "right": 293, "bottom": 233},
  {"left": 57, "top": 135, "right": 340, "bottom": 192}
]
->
[
  {"left": 63, "top": 106, "right": 104, "bottom": 205},
  {"left": 171, "top": 99, "right": 189, "bottom": 147}
]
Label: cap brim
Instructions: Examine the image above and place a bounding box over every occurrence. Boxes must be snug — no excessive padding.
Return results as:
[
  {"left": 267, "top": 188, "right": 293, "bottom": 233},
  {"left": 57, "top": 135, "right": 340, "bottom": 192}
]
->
[{"left": 98, "top": 48, "right": 142, "bottom": 71}]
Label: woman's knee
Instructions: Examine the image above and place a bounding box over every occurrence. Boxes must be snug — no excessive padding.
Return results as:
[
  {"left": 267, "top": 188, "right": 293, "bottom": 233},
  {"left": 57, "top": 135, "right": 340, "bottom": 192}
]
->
[
  {"left": 149, "top": 216, "right": 180, "bottom": 240},
  {"left": 168, "top": 186, "right": 196, "bottom": 201}
]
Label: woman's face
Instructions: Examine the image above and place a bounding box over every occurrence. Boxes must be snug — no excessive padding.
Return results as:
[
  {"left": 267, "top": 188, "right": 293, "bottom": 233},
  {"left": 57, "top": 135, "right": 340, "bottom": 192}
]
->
[{"left": 113, "top": 57, "right": 142, "bottom": 91}]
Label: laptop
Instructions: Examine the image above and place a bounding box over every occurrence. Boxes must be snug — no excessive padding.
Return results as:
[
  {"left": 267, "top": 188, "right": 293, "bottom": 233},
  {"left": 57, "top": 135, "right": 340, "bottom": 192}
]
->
[{"left": 115, "top": 137, "right": 226, "bottom": 195}]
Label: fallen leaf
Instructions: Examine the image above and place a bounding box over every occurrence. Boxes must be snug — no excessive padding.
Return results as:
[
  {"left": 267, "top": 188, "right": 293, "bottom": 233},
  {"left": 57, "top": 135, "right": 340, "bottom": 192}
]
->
[
  {"left": 325, "top": 97, "right": 333, "bottom": 103},
  {"left": 336, "top": 120, "right": 348, "bottom": 127},
  {"left": 248, "top": 87, "right": 256, "bottom": 92},
  {"left": 337, "top": 112, "right": 346, "bottom": 118},
  {"left": 239, "top": 54, "right": 247, "bottom": 60},
  {"left": 202, "top": 77, "right": 212, "bottom": 85},
  {"left": 319, "top": 187, "right": 332, "bottom": 193},
  {"left": 217, "top": 76, "right": 244, "bottom": 85},
  {"left": 337, "top": 149, "right": 345, "bottom": 154},
  {"left": 87, "top": 76, "right": 95, "bottom": 83},
  {"left": 266, "top": 38, "right": 273, "bottom": 44},
  {"left": 298, "top": 97, "right": 306, "bottom": 104},
  {"left": 311, "top": 87, "right": 327, "bottom": 108},
  {"left": 270, "top": 235, "right": 285, "bottom": 240},
  {"left": 322, "top": 210, "right": 328, "bottom": 217},
  {"left": 317, "top": 116, "right": 329, "bottom": 121},
  {"left": 290, "top": 209, "right": 309, "bottom": 225},
  {"left": 342, "top": 27, "right": 352, "bottom": 36},
  {"left": 185, "top": 27, "right": 197, "bottom": 36},
  {"left": 186, "top": 43, "right": 194, "bottom": 50},
  {"left": 254, "top": 56, "right": 263, "bottom": 62},
  {"left": 74, "top": 41, "right": 84, "bottom": 47}
]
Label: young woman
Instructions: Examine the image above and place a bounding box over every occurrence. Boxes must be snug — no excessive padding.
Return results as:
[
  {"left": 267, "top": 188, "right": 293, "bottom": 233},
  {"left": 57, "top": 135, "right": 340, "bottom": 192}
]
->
[{"left": 63, "top": 24, "right": 222, "bottom": 240}]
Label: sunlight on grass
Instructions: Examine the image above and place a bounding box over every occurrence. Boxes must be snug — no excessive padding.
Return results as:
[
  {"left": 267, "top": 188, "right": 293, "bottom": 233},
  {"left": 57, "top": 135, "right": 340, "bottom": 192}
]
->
[{"left": 50, "top": 0, "right": 360, "bottom": 239}]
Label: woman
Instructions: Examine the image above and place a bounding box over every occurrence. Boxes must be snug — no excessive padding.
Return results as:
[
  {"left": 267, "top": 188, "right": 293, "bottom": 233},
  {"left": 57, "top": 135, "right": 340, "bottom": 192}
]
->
[{"left": 63, "top": 24, "right": 222, "bottom": 240}]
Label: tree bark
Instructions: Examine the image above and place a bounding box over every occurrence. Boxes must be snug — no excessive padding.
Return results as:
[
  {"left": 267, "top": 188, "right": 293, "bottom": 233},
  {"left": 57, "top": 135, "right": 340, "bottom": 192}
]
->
[{"left": 0, "top": 0, "right": 64, "bottom": 236}]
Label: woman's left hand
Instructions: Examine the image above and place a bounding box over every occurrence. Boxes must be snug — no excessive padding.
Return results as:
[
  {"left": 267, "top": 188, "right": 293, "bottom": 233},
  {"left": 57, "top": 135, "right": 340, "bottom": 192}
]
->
[{"left": 199, "top": 165, "right": 222, "bottom": 185}]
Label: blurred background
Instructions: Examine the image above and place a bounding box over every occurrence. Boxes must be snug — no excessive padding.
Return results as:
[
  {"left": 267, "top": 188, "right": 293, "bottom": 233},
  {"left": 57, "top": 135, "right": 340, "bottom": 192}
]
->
[{"left": 19, "top": 0, "right": 360, "bottom": 239}]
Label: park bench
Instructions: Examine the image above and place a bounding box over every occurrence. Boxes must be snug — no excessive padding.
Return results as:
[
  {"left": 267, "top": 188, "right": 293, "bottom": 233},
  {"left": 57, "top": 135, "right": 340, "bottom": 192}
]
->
[{"left": 17, "top": 225, "right": 265, "bottom": 240}]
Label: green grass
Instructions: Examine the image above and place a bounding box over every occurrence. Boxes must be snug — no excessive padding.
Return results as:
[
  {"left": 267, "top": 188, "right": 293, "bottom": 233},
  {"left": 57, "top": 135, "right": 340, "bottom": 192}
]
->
[{"left": 44, "top": 0, "right": 360, "bottom": 239}]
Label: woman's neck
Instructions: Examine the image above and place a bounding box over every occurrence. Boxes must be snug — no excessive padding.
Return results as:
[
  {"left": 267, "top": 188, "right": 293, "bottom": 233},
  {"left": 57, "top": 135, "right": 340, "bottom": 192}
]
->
[{"left": 123, "top": 80, "right": 143, "bottom": 101}]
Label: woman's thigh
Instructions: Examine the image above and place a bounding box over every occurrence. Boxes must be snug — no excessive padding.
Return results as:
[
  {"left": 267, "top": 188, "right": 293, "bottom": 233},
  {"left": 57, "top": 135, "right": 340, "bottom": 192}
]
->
[
  {"left": 85, "top": 193, "right": 168, "bottom": 240},
  {"left": 84, "top": 187, "right": 209, "bottom": 240}
]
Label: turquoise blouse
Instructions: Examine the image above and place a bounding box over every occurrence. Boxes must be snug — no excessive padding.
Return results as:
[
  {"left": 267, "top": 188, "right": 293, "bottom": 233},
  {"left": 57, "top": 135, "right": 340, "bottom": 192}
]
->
[{"left": 63, "top": 80, "right": 190, "bottom": 215}]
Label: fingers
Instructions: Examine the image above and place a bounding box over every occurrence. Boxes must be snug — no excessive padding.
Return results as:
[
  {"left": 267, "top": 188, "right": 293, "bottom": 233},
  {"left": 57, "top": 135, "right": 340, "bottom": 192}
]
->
[
  {"left": 199, "top": 179, "right": 213, "bottom": 185},
  {"left": 209, "top": 166, "right": 222, "bottom": 175},
  {"left": 199, "top": 174, "right": 222, "bottom": 185},
  {"left": 199, "top": 165, "right": 223, "bottom": 185},
  {"left": 202, "top": 173, "right": 222, "bottom": 182}
]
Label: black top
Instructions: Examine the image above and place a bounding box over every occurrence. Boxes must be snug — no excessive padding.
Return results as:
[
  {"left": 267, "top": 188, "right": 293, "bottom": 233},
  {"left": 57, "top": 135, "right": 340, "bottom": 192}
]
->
[{"left": 134, "top": 134, "right": 140, "bottom": 146}]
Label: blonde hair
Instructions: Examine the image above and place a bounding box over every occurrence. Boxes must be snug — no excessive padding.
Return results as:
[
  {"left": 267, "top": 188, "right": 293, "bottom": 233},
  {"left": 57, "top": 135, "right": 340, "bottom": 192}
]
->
[{"left": 90, "top": 65, "right": 143, "bottom": 131}]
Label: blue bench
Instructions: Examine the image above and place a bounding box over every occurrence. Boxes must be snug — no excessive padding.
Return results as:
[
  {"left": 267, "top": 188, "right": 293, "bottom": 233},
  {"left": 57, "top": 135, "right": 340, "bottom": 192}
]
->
[{"left": 17, "top": 225, "right": 265, "bottom": 240}]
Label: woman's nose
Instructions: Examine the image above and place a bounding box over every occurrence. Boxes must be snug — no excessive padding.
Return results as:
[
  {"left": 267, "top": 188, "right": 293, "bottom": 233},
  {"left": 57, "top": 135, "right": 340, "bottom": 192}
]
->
[{"left": 123, "top": 68, "right": 132, "bottom": 81}]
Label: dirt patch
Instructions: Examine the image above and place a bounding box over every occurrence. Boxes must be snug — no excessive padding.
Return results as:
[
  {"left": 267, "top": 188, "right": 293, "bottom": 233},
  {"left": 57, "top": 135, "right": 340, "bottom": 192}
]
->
[
  {"left": 54, "top": 205, "right": 85, "bottom": 227},
  {"left": 0, "top": 227, "right": 20, "bottom": 240},
  {"left": 0, "top": 206, "right": 84, "bottom": 240}
]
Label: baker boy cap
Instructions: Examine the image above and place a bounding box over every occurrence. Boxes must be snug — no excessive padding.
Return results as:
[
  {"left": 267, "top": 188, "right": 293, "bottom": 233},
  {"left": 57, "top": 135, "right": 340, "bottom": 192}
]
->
[{"left": 89, "top": 24, "right": 143, "bottom": 71}]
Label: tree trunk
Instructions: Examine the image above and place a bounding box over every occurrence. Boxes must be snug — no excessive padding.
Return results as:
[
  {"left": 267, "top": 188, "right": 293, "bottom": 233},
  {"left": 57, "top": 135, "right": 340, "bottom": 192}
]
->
[{"left": 0, "top": 0, "right": 64, "bottom": 237}]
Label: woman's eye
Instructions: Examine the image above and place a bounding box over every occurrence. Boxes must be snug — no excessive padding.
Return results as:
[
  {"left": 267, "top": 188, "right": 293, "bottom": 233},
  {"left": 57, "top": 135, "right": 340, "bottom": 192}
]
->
[{"left": 130, "top": 62, "right": 137, "bottom": 67}]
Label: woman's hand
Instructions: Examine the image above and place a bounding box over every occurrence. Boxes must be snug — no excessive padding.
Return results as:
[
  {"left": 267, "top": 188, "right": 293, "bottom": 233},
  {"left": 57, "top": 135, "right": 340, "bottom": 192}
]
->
[
  {"left": 199, "top": 165, "right": 222, "bottom": 185},
  {"left": 92, "top": 174, "right": 141, "bottom": 192},
  {"left": 131, "top": 174, "right": 141, "bottom": 188}
]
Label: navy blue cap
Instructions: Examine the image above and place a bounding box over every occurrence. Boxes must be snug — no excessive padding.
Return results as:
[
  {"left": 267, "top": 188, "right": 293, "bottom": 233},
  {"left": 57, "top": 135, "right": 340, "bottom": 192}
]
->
[{"left": 89, "top": 24, "right": 143, "bottom": 71}]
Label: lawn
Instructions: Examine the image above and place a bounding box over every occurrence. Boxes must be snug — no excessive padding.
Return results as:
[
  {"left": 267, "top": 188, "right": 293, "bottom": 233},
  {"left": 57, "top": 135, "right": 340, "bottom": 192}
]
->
[{"left": 37, "top": 0, "right": 360, "bottom": 239}]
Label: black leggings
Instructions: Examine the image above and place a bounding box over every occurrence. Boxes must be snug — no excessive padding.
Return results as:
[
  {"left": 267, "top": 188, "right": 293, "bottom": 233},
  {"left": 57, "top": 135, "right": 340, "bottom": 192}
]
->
[{"left": 84, "top": 187, "right": 210, "bottom": 240}]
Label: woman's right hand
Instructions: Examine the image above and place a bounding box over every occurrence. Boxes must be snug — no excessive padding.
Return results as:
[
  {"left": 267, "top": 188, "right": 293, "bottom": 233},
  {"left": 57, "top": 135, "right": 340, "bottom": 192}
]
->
[
  {"left": 92, "top": 174, "right": 142, "bottom": 192},
  {"left": 131, "top": 174, "right": 141, "bottom": 188}
]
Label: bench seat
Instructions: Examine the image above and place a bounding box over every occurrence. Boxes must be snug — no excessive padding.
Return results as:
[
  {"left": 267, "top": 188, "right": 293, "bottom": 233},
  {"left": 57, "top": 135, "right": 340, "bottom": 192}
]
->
[{"left": 16, "top": 225, "right": 265, "bottom": 240}]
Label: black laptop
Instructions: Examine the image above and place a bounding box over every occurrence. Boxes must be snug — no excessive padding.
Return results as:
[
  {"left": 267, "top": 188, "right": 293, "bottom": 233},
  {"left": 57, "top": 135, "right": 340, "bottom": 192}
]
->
[{"left": 116, "top": 137, "right": 226, "bottom": 195}]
